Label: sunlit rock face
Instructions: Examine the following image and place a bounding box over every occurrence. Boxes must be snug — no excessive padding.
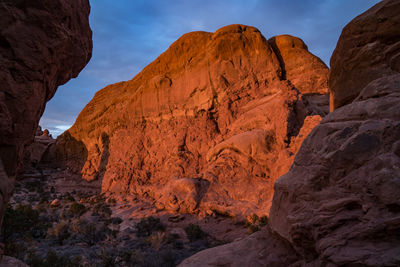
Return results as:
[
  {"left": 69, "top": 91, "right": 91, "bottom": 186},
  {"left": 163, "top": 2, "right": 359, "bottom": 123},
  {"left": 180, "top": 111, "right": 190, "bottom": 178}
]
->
[
  {"left": 180, "top": 1, "right": 400, "bottom": 266},
  {"left": 52, "top": 24, "right": 329, "bottom": 217},
  {"left": 269, "top": 0, "right": 400, "bottom": 265},
  {"left": 0, "top": 0, "right": 92, "bottom": 228}
]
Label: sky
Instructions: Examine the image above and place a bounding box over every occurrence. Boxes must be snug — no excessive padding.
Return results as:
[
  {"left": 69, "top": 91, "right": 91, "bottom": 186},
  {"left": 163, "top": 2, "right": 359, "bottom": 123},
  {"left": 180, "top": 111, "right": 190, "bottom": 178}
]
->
[{"left": 40, "top": 0, "right": 381, "bottom": 137}]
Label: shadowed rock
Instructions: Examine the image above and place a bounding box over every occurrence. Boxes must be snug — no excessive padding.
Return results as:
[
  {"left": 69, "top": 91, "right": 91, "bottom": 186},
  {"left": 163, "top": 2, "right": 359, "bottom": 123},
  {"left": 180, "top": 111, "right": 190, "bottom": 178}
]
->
[
  {"left": 0, "top": 0, "right": 92, "bottom": 254},
  {"left": 181, "top": 0, "right": 400, "bottom": 266},
  {"left": 329, "top": 0, "right": 400, "bottom": 111}
]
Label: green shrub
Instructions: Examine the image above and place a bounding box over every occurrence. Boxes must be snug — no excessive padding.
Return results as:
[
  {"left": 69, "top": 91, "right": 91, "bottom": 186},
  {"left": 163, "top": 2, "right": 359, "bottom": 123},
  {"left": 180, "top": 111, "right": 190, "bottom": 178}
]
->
[
  {"left": 69, "top": 202, "right": 86, "bottom": 217},
  {"left": 136, "top": 217, "right": 165, "bottom": 237},
  {"left": 27, "top": 249, "right": 82, "bottom": 267},
  {"left": 93, "top": 203, "right": 112, "bottom": 217},
  {"left": 69, "top": 219, "right": 110, "bottom": 246},
  {"left": 184, "top": 224, "right": 206, "bottom": 242},
  {"left": 64, "top": 194, "right": 75, "bottom": 202},
  {"left": 1, "top": 204, "right": 40, "bottom": 241}
]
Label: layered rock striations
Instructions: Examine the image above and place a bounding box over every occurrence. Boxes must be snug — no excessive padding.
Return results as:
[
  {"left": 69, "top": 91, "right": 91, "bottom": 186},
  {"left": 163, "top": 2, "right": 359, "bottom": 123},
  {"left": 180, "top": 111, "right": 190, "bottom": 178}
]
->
[
  {"left": 0, "top": 0, "right": 92, "bottom": 228},
  {"left": 181, "top": 0, "right": 400, "bottom": 266},
  {"left": 52, "top": 24, "right": 329, "bottom": 217}
]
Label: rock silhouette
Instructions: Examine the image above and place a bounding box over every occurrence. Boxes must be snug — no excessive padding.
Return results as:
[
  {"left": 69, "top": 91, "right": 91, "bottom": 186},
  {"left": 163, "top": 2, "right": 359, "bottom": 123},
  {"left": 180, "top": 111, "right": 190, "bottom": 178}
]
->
[{"left": 0, "top": 0, "right": 92, "bottom": 251}]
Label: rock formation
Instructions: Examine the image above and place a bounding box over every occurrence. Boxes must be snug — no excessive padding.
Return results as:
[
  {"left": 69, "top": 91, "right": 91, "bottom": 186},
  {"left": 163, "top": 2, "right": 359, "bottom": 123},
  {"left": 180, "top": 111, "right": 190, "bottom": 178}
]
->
[
  {"left": 50, "top": 24, "right": 329, "bottom": 217},
  {"left": 0, "top": 0, "right": 92, "bottom": 242},
  {"left": 22, "top": 128, "right": 56, "bottom": 178},
  {"left": 181, "top": 0, "right": 400, "bottom": 265},
  {"left": 329, "top": 0, "right": 400, "bottom": 111}
]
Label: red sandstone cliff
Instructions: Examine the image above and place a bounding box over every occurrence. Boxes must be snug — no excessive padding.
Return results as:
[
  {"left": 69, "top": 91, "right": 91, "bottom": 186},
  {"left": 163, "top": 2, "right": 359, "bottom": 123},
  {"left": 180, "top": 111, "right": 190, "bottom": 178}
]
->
[
  {"left": 180, "top": 0, "right": 400, "bottom": 265},
  {"left": 50, "top": 25, "right": 329, "bottom": 217}
]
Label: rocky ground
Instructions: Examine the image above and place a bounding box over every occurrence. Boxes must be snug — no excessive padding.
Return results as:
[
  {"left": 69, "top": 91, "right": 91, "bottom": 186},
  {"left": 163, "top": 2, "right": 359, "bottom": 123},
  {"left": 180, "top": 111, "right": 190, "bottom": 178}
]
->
[{"left": 2, "top": 167, "right": 266, "bottom": 266}]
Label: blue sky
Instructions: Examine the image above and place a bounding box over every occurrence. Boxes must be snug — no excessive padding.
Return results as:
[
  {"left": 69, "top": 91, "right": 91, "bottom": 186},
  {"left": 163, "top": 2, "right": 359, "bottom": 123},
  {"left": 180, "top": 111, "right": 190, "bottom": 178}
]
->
[{"left": 40, "top": 0, "right": 381, "bottom": 137}]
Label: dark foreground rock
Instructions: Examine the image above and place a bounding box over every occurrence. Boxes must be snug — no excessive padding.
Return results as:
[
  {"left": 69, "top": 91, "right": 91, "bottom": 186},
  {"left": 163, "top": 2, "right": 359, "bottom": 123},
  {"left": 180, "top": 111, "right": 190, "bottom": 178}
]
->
[
  {"left": 0, "top": 0, "right": 92, "bottom": 256},
  {"left": 181, "top": 0, "right": 400, "bottom": 266}
]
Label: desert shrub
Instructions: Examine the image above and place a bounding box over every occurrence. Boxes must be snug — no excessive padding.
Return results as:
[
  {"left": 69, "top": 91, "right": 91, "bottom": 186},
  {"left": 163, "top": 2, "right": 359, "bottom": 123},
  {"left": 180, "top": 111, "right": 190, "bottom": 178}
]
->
[
  {"left": 69, "top": 219, "right": 109, "bottom": 246},
  {"left": 47, "top": 221, "right": 70, "bottom": 245},
  {"left": 166, "top": 234, "right": 184, "bottom": 249},
  {"left": 146, "top": 232, "right": 166, "bottom": 251},
  {"left": 98, "top": 248, "right": 135, "bottom": 267},
  {"left": 145, "top": 249, "right": 176, "bottom": 267},
  {"left": 120, "top": 250, "right": 132, "bottom": 264},
  {"left": 184, "top": 224, "right": 206, "bottom": 242},
  {"left": 39, "top": 195, "right": 49, "bottom": 204},
  {"left": 3, "top": 241, "right": 25, "bottom": 258},
  {"left": 27, "top": 249, "right": 82, "bottom": 267},
  {"left": 93, "top": 203, "right": 112, "bottom": 217},
  {"left": 35, "top": 202, "right": 48, "bottom": 213},
  {"left": 244, "top": 214, "right": 268, "bottom": 234},
  {"left": 107, "top": 197, "right": 116, "bottom": 204},
  {"left": 63, "top": 194, "right": 75, "bottom": 202},
  {"left": 109, "top": 217, "right": 123, "bottom": 225},
  {"left": 69, "top": 202, "right": 86, "bottom": 217},
  {"left": 25, "top": 180, "right": 43, "bottom": 193},
  {"left": 136, "top": 216, "right": 166, "bottom": 237},
  {"left": 99, "top": 249, "right": 115, "bottom": 267},
  {"left": 1, "top": 204, "right": 42, "bottom": 242}
]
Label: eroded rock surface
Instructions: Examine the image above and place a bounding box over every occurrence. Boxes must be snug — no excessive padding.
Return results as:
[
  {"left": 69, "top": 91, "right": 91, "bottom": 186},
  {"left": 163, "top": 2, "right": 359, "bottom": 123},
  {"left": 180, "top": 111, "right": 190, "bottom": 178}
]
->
[
  {"left": 22, "top": 128, "right": 55, "bottom": 178},
  {"left": 269, "top": 1, "right": 400, "bottom": 264},
  {"left": 51, "top": 24, "right": 328, "bottom": 217},
  {"left": 0, "top": 0, "right": 92, "bottom": 233},
  {"left": 0, "top": 256, "right": 28, "bottom": 267},
  {"left": 179, "top": 227, "right": 298, "bottom": 267},
  {"left": 329, "top": 0, "right": 400, "bottom": 111},
  {"left": 181, "top": 1, "right": 400, "bottom": 266}
]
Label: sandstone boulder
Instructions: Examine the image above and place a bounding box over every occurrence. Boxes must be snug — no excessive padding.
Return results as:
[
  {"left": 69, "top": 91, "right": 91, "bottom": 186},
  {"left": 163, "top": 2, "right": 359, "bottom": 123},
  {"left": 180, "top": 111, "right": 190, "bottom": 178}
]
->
[
  {"left": 0, "top": 256, "right": 28, "bottom": 267},
  {"left": 179, "top": 228, "right": 298, "bottom": 267},
  {"left": 155, "top": 178, "right": 210, "bottom": 213},
  {"left": 50, "top": 199, "right": 61, "bottom": 207}
]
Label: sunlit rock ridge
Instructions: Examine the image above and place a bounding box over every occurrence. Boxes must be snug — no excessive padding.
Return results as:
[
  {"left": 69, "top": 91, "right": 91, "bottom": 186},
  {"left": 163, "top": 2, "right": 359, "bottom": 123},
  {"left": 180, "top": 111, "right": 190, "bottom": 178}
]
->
[{"left": 51, "top": 24, "right": 329, "bottom": 217}]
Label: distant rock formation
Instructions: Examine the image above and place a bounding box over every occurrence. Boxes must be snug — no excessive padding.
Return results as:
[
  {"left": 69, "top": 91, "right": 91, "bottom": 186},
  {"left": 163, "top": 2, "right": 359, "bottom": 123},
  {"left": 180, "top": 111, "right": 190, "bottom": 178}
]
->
[
  {"left": 22, "top": 127, "right": 56, "bottom": 178},
  {"left": 0, "top": 0, "right": 92, "bottom": 249},
  {"left": 50, "top": 24, "right": 329, "bottom": 217},
  {"left": 181, "top": 0, "right": 400, "bottom": 265}
]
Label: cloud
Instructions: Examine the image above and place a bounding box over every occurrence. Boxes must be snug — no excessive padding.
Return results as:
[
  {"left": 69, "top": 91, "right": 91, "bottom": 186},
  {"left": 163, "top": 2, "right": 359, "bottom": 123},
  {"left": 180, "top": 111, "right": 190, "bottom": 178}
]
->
[{"left": 41, "top": 0, "right": 381, "bottom": 137}]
